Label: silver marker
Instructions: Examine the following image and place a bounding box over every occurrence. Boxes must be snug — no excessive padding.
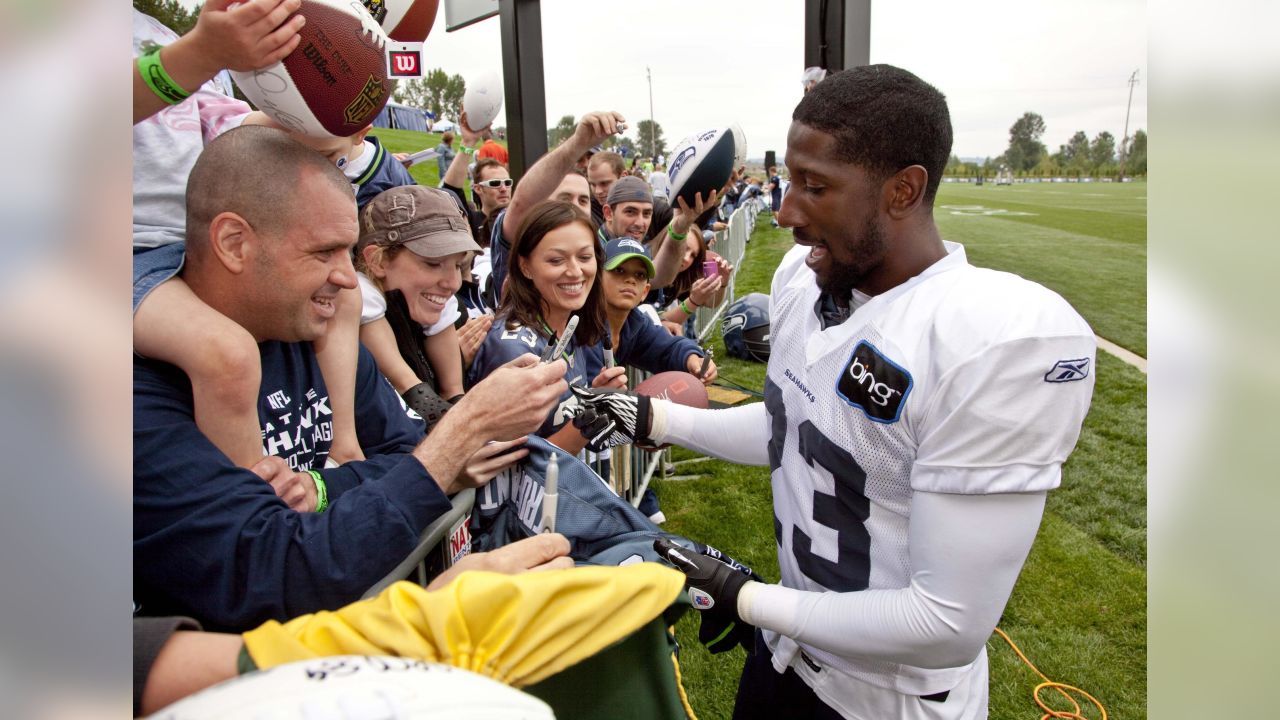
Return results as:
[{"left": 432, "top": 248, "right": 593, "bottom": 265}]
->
[
  {"left": 541, "top": 314, "right": 579, "bottom": 363},
  {"left": 542, "top": 453, "right": 559, "bottom": 534}
]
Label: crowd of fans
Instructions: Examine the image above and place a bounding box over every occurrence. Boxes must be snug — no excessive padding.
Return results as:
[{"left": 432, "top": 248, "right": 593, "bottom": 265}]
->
[{"left": 131, "top": 1, "right": 761, "bottom": 713}]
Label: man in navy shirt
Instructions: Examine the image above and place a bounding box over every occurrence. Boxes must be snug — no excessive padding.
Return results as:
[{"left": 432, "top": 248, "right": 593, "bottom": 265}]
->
[{"left": 134, "top": 126, "right": 569, "bottom": 631}]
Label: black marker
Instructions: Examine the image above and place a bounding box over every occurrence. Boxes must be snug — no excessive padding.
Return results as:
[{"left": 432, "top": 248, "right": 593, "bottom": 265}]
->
[{"left": 697, "top": 347, "right": 713, "bottom": 379}]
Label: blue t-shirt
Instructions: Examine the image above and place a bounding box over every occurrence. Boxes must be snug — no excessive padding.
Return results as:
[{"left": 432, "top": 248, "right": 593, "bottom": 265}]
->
[{"left": 134, "top": 341, "right": 452, "bottom": 631}]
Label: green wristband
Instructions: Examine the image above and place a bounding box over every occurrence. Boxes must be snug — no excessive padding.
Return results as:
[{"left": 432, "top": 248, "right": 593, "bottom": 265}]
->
[
  {"left": 667, "top": 226, "right": 688, "bottom": 241},
  {"left": 237, "top": 643, "right": 259, "bottom": 675},
  {"left": 137, "top": 46, "right": 193, "bottom": 105},
  {"left": 679, "top": 298, "right": 696, "bottom": 315},
  {"left": 308, "top": 470, "right": 329, "bottom": 513}
]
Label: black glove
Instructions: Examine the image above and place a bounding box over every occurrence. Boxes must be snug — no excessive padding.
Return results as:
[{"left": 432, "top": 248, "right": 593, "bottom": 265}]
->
[
  {"left": 653, "top": 538, "right": 759, "bottom": 654},
  {"left": 568, "top": 386, "right": 651, "bottom": 452}
]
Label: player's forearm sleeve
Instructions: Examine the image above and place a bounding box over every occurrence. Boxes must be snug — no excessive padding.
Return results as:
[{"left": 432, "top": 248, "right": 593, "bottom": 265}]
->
[
  {"left": 739, "top": 490, "right": 1046, "bottom": 669},
  {"left": 653, "top": 401, "right": 770, "bottom": 466}
]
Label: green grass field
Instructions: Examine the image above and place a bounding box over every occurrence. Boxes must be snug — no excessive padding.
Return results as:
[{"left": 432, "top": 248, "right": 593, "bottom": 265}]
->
[
  {"left": 661, "top": 182, "right": 1147, "bottom": 719},
  {"left": 368, "top": 127, "right": 511, "bottom": 195},
  {"left": 933, "top": 182, "right": 1147, "bottom": 356}
]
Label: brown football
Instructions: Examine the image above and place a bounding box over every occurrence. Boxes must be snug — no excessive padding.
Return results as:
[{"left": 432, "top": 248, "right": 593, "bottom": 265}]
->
[
  {"left": 366, "top": 0, "right": 441, "bottom": 42},
  {"left": 230, "top": 0, "right": 393, "bottom": 138},
  {"left": 635, "top": 371, "right": 709, "bottom": 409}
]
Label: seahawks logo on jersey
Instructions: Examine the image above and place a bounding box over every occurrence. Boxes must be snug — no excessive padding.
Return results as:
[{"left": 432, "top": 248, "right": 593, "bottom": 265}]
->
[{"left": 835, "top": 341, "right": 912, "bottom": 423}]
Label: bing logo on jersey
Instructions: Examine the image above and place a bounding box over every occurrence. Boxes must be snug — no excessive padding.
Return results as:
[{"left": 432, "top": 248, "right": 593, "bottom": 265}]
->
[{"left": 836, "top": 341, "right": 912, "bottom": 423}]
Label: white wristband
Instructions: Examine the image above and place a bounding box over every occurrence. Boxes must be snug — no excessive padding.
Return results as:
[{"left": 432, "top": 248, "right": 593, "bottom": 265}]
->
[{"left": 647, "top": 398, "right": 670, "bottom": 443}]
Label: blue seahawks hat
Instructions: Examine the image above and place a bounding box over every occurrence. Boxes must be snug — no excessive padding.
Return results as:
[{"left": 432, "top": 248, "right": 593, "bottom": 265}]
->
[{"left": 603, "top": 237, "right": 655, "bottom": 278}]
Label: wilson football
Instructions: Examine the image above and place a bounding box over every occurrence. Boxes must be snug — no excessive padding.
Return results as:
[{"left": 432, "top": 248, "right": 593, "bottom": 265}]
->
[
  {"left": 635, "top": 371, "right": 709, "bottom": 408},
  {"left": 230, "top": 0, "right": 393, "bottom": 138},
  {"left": 364, "top": 0, "right": 440, "bottom": 41}
]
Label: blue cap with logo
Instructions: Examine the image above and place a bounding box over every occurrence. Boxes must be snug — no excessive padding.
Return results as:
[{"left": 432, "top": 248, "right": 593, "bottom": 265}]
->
[{"left": 603, "top": 237, "right": 655, "bottom": 278}]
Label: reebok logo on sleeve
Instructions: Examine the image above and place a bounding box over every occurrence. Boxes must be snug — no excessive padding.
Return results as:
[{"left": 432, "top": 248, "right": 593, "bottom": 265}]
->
[
  {"left": 1044, "top": 357, "right": 1091, "bottom": 383},
  {"left": 836, "top": 341, "right": 912, "bottom": 423}
]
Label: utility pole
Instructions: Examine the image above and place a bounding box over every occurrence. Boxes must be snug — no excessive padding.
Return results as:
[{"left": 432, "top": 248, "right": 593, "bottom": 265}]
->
[
  {"left": 647, "top": 66, "right": 656, "bottom": 162},
  {"left": 1119, "top": 69, "right": 1139, "bottom": 179}
]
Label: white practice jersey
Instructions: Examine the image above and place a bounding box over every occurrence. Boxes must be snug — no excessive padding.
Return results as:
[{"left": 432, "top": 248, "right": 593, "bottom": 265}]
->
[{"left": 761, "top": 241, "right": 1095, "bottom": 695}]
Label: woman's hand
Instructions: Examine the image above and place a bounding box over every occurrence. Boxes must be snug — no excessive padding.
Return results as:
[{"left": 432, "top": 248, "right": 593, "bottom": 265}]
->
[
  {"left": 592, "top": 365, "right": 628, "bottom": 390},
  {"left": 688, "top": 275, "right": 723, "bottom": 309},
  {"left": 458, "top": 314, "right": 494, "bottom": 368}
]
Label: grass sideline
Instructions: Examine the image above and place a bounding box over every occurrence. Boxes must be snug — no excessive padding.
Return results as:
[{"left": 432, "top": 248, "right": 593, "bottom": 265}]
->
[
  {"left": 661, "top": 186, "right": 1146, "bottom": 719},
  {"left": 933, "top": 182, "right": 1147, "bottom": 356},
  {"left": 367, "top": 127, "right": 510, "bottom": 195}
]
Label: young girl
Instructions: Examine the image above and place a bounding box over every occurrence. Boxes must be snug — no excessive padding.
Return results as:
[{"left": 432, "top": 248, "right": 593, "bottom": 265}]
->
[
  {"left": 355, "top": 186, "right": 480, "bottom": 428},
  {"left": 467, "top": 201, "right": 626, "bottom": 455}
]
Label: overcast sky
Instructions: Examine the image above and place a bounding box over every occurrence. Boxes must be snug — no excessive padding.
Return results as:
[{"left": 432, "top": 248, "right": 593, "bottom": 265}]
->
[{"left": 183, "top": 0, "right": 1148, "bottom": 162}]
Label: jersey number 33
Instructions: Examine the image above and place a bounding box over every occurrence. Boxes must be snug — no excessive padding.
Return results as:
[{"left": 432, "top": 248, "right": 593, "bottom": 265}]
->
[{"left": 765, "top": 377, "right": 871, "bottom": 592}]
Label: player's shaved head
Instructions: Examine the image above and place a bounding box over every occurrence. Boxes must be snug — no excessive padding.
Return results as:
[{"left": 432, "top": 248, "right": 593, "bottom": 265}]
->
[
  {"left": 184, "top": 125, "right": 353, "bottom": 260},
  {"left": 793, "top": 64, "right": 952, "bottom": 204}
]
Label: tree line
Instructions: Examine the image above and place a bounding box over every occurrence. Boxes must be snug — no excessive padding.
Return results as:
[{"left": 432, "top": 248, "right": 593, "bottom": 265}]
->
[
  {"left": 949, "top": 111, "right": 1146, "bottom": 179},
  {"left": 548, "top": 116, "right": 666, "bottom": 160}
]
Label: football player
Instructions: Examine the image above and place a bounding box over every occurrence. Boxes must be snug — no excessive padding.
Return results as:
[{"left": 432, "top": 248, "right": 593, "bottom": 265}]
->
[{"left": 569, "top": 65, "right": 1097, "bottom": 719}]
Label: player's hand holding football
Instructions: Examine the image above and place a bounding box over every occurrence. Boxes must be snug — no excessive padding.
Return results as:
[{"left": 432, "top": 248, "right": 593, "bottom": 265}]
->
[{"left": 653, "top": 538, "right": 759, "bottom": 653}]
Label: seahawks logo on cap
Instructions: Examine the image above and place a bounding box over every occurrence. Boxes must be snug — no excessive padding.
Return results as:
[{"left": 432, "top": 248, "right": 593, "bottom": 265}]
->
[{"left": 618, "top": 239, "right": 646, "bottom": 253}]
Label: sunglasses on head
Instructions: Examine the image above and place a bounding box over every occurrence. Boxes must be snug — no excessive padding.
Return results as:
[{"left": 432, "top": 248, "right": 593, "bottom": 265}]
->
[{"left": 477, "top": 178, "right": 514, "bottom": 188}]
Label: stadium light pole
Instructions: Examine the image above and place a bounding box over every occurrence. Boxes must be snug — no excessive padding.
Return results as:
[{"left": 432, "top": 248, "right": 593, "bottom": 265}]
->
[
  {"left": 646, "top": 66, "right": 656, "bottom": 162},
  {"left": 1119, "top": 69, "right": 1139, "bottom": 180}
]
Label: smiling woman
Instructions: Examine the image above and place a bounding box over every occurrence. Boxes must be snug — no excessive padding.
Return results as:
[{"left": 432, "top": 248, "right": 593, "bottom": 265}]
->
[
  {"left": 353, "top": 185, "right": 481, "bottom": 425},
  {"left": 466, "top": 200, "right": 616, "bottom": 455}
]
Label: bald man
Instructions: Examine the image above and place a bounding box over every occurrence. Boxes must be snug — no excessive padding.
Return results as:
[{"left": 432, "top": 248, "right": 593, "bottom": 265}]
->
[{"left": 133, "top": 125, "right": 571, "bottom": 631}]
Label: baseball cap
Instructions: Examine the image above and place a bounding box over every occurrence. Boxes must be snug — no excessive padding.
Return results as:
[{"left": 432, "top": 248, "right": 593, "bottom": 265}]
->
[
  {"left": 359, "top": 186, "right": 480, "bottom": 257},
  {"left": 603, "top": 237, "right": 655, "bottom": 278},
  {"left": 606, "top": 175, "right": 653, "bottom": 206}
]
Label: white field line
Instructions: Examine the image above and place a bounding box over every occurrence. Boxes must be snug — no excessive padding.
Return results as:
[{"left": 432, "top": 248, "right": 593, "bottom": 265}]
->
[{"left": 1097, "top": 335, "right": 1146, "bottom": 373}]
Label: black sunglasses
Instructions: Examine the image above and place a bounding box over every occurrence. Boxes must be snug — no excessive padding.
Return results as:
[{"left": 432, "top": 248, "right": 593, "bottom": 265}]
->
[{"left": 477, "top": 178, "right": 514, "bottom": 188}]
